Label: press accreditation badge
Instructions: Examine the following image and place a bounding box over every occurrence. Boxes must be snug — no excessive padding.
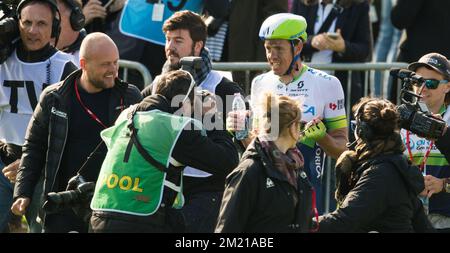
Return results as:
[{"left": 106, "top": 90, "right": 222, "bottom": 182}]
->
[{"left": 152, "top": 3, "right": 164, "bottom": 22}]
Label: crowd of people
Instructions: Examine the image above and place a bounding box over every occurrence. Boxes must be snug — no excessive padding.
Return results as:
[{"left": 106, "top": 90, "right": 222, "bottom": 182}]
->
[{"left": 0, "top": 0, "right": 450, "bottom": 233}]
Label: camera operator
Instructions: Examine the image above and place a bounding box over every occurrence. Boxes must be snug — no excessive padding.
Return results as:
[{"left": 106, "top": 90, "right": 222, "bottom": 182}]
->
[
  {"left": 141, "top": 10, "right": 244, "bottom": 233},
  {"left": 401, "top": 53, "right": 450, "bottom": 232},
  {"left": 0, "top": 0, "right": 77, "bottom": 232},
  {"left": 10, "top": 33, "right": 142, "bottom": 233},
  {"left": 55, "top": 0, "right": 86, "bottom": 66},
  {"left": 89, "top": 70, "right": 239, "bottom": 232}
]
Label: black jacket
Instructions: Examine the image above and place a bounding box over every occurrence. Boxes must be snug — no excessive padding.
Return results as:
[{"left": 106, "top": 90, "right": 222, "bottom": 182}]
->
[
  {"left": 391, "top": 0, "right": 450, "bottom": 63},
  {"left": 435, "top": 129, "right": 450, "bottom": 169},
  {"left": 90, "top": 94, "right": 239, "bottom": 233},
  {"left": 294, "top": 0, "right": 372, "bottom": 105},
  {"left": 215, "top": 138, "right": 313, "bottom": 233},
  {"left": 13, "top": 69, "right": 142, "bottom": 202},
  {"left": 318, "top": 154, "right": 433, "bottom": 233},
  {"left": 295, "top": 0, "right": 372, "bottom": 63}
]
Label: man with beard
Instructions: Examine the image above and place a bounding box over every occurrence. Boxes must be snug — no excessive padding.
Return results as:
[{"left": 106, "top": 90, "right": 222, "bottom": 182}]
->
[
  {"left": 141, "top": 10, "right": 243, "bottom": 233},
  {"left": 11, "top": 33, "right": 142, "bottom": 233}
]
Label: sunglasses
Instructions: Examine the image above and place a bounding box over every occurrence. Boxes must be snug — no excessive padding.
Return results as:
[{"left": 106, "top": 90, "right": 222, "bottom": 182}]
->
[{"left": 414, "top": 79, "right": 449, "bottom": 89}]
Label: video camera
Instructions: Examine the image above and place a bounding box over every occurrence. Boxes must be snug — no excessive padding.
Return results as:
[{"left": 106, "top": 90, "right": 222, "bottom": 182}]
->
[
  {"left": 390, "top": 69, "right": 446, "bottom": 139},
  {"left": 0, "top": 0, "right": 20, "bottom": 63},
  {"left": 43, "top": 174, "right": 95, "bottom": 222}
]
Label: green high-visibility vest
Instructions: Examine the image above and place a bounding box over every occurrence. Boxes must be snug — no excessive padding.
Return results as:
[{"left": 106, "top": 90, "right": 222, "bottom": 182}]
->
[{"left": 90, "top": 108, "right": 202, "bottom": 216}]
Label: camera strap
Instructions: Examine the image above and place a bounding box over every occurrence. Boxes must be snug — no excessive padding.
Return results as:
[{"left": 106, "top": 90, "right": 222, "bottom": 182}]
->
[
  {"left": 316, "top": 4, "right": 342, "bottom": 35},
  {"left": 126, "top": 106, "right": 168, "bottom": 173},
  {"left": 406, "top": 130, "right": 434, "bottom": 172},
  {"left": 74, "top": 140, "right": 105, "bottom": 178}
]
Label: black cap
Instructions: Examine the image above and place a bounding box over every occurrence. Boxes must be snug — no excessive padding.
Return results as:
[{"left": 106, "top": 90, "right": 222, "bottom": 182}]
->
[{"left": 408, "top": 53, "right": 450, "bottom": 80}]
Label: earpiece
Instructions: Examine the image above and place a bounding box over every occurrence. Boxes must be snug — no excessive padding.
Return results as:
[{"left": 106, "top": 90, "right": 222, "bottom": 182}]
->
[
  {"left": 354, "top": 101, "right": 374, "bottom": 141},
  {"left": 64, "top": 0, "right": 85, "bottom": 31}
]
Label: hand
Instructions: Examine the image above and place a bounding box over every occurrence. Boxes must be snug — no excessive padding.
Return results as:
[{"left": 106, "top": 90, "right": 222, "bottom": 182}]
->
[
  {"left": 199, "top": 90, "right": 217, "bottom": 115},
  {"left": 226, "top": 110, "right": 249, "bottom": 132},
  {"left": 108, "top": 0, "right": 126, "bottom": 13},
  {"left": 11, "top": 197, "right": 30, "bottom": 216},
  {"left": 304, "top": 117, "right": 327, "bottom": 141},
  {"left": 82, "top": 0, "right": 107, "bottom": 24},
  {"left": 311, "top": 33, "right": 329, "bottom": 51},
  {"left": 323, "top": 29, "right": 346, "bottom": 53},
  {"left": 2, "top": 159, "right": 20, "bottom": 183},
  {"left": 423, "top": 175, "right": 445, "bottom": 197},
  {"left": 419, "top": 188, "right": 428, "bottom": 197}
]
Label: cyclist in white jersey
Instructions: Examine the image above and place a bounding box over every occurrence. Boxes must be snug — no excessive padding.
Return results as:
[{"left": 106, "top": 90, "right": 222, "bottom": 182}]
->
[{"left": 228, "top": 13, "right": 348, "bottom": 214}]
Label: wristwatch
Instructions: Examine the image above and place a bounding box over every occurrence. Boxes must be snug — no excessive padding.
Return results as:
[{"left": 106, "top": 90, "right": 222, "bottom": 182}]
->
[{"left": 444, "top": 178, "right": 450, "bottom": 193}]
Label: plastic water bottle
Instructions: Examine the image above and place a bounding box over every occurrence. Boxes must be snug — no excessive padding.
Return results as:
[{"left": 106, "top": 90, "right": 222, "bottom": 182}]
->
[{"left": 232, "top": 93, "right": 248, "bottom": 140}]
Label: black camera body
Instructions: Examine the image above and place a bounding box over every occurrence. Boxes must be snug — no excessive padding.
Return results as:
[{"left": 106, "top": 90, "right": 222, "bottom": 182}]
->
[
  {"left": 391, "top": 69, "right": 446, "bottom": 139},
  {"left": 180, "top": 56, "right": 202, "bottom": 74},
  {"left": 43, "top": 174, "right": 95, "bottom": 222},
  {"left": 0, "top": 0, "right": 20, "bottom": 63},
  {"left": 397, "top": 103, "right": 445, "bottom": 139}
]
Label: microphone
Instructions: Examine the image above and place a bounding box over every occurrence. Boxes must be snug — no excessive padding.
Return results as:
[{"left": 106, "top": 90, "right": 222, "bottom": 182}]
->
[
  {"left": 390, "top": 69, "right": 424, "bottom": 83},
  {"left": 390, "top": 69, "right": 414, "bottom": 79}
]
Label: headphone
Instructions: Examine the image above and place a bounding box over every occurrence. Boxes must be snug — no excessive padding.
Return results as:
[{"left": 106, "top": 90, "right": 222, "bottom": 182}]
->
[
  {"left": 17, "top": 0, "right": 61, "bottom": 39},
  {"left": 62, "top": 0, "right": 85, "bottom": 31},
  {"left": 354, "top": 101, "right": 375, "bottom": 141}
]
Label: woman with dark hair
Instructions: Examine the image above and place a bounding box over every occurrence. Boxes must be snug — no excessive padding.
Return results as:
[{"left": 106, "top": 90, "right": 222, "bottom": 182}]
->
[
  {"left": 318, "top": 97, "right": 432, "bottom": 232},
  {"left": 216, "top": 93, "right": 314, "bottom": 233}
]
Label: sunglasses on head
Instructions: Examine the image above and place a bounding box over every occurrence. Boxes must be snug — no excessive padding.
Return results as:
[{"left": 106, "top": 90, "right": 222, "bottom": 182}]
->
[{"left": 414, "top": 79, "right": 449, "bottom": 89}]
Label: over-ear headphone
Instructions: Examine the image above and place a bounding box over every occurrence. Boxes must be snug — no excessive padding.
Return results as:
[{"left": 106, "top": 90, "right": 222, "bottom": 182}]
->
[
  {"left": 17, "top": 0, "right": 61, "bottom": 39},
  {"left": 63, "top": 0, "right": 85, "bottom": 31},
  {"left": 354, "top": 101, "right": 374, "bottom": 141}
]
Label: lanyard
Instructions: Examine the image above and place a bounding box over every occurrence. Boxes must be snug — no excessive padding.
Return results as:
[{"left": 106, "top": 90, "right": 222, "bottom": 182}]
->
[
  {"left": 406, "top": 130, "right": 434, "bottom": 172},
  {"left": 310, "top": 189, "right": 320, "bottom": 233},
  {"left": 74, "top": 79, "right": 116, "bottom": 129}
]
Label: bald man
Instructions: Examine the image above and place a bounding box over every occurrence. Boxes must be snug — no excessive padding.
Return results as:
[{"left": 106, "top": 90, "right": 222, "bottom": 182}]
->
[{"left": 11, "top": 33, "right": 142, "bottom": 233}]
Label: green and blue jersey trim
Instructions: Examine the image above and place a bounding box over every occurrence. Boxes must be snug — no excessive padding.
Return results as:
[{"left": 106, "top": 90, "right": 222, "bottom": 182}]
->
[
  {"left": 324, "top": 115, "right": 347, "bottom": 130},
  {"left": 411, "top": 154, "right": 449, "bottom": 167}
]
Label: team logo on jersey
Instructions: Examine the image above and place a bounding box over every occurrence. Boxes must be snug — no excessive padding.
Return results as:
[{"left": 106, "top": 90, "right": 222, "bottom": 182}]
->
[
  {"left": 329, "top": 103, "right": 337, "bottom": 110},
  {"left": 297, "top": 81, "right": 304, "bottom": 89},
  {"left": 266, "top": 178, "right": 275, "bottom": 188},
  {"left": 303, "top": 104, "right": 316, "bottom": 116},
  {"left": 337, "top": 99, "right": 344, "bottom": 110}
]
